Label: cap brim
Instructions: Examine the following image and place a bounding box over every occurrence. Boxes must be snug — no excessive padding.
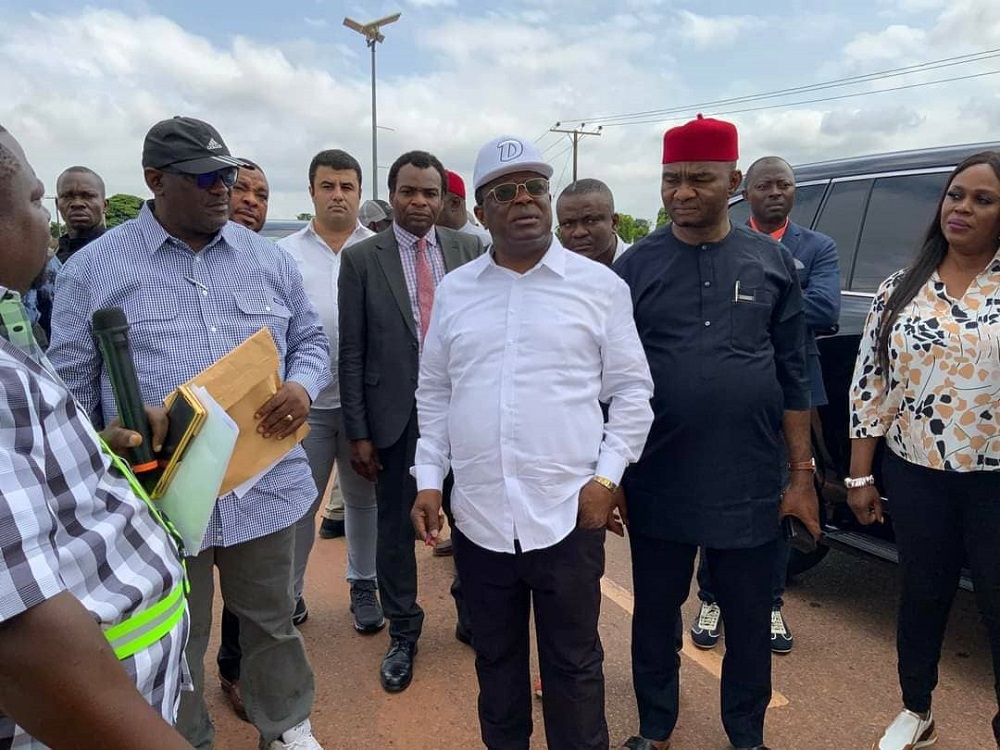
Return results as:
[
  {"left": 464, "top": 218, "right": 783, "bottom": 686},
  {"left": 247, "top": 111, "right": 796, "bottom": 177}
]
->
[
  {"left": 474, "top": 162, "right": 554, "bottom": 193},
  {"left": 164, "top": 154, "right": 249, "bottom": 173}
]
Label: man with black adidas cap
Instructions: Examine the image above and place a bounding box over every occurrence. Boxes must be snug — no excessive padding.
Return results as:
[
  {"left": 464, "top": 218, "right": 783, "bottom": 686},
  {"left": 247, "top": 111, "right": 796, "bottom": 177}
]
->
[
  {"left": 410, "top": 135, "right": 653, "bottom": 750},
  {"left": 48, "top": 116, "right": 330, "bottom": 750}
]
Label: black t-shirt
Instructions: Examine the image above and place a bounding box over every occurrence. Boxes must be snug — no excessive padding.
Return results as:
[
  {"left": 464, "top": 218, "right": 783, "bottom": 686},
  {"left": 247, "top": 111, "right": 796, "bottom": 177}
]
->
[{"left": 615, "top": 223, "right": 810, "bottom": 548}]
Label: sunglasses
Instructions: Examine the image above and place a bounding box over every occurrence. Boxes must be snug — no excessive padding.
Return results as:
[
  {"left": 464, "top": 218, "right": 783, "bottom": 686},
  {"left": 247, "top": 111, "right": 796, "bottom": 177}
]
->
[
  {"left": 487, "top": 178, "right": 550, "bottom": 204},
  {"left": 162, "top": 166, "right": 239, "bottom": 190}
]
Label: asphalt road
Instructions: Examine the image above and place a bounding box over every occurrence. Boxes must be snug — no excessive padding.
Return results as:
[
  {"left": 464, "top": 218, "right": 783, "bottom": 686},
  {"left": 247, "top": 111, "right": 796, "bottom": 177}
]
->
[{"left": 207, "top": 523, "right": 996, "bottom": 749}]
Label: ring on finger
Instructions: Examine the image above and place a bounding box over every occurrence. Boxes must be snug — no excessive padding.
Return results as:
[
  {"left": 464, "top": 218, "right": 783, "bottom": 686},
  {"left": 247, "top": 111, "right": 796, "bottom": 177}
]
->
[{"left": 284, "top": 414, "right": 294, "bottom": 423}]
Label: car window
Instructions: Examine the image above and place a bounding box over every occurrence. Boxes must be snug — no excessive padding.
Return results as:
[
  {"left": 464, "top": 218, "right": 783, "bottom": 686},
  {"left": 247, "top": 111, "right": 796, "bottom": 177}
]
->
[
  {"left": 789, "top": 183, "right": 827, "bottom": 228},
  {"left": 729, "top": 196, "right": 751, "bottom": 226},
  {"left": 814, "top": 180, "right": 874, "bottom": 290},
  {"left": 850, "top": 173, "right": 950, "bottom": 293}
]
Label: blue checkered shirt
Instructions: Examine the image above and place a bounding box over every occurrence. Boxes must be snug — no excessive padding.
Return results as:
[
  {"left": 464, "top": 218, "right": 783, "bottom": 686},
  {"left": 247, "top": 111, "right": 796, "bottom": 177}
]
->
[
  {"left": 392, "top": 222, "right": 447, "bottom": 341},
  {"left": 48, "top": 203, "right": 331, "bottom": 551}
]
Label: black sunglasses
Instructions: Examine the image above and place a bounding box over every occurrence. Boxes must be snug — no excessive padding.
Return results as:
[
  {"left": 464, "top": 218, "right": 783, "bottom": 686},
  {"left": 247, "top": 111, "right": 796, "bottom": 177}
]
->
[{"left": 162, "top": 166, "right": 238, "bottom": 189}]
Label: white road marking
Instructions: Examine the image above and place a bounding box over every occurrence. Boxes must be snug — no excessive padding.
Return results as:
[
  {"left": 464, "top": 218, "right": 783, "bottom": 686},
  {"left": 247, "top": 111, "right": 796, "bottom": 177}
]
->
[{"left": 600, "top": 576, "right": 790, "bottom": 709}]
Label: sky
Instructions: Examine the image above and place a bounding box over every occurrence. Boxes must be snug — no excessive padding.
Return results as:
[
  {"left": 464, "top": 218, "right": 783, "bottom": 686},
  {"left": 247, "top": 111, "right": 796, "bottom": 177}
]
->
[{"left": 2, "top": 0, "right": 999, "bottom": 224}]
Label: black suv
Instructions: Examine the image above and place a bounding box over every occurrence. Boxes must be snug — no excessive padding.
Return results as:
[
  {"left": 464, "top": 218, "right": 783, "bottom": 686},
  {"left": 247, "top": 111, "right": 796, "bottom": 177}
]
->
[{"left": 728, "top": 141, "right": 1000, "bottom": 589}]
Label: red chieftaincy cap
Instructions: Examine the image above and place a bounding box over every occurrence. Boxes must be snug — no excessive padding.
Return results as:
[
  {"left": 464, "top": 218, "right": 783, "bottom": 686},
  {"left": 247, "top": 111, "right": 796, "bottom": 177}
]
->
[
  {"left": 446, "top": 170, "right": 466, "bottom": 199},
  {"left": 661, "top": 114, "right": 739, "bottom": 164}
]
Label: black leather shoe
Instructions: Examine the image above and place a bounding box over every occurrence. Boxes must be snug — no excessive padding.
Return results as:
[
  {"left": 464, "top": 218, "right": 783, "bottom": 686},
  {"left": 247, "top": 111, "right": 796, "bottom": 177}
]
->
[
  {"left": 319, "top": 518, "right": 345, "bottom": 539},
  {"left": 380, "top": 638, "right": 417, "bottom": 693},
  {"left": 623, "top": 736, "right": 670, "bottom": 749},
  {"left": 455, "top": 623, "right": 474, "bottom": 647}
]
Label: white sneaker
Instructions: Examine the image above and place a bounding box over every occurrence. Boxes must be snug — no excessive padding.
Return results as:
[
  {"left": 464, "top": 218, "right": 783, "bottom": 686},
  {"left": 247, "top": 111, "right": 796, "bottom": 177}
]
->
[
  {"left": 874, "top": 709, "right": 937, "bottom": 749},
  {"left": 268, "top": 719, "right": 324, "bottom": 750}
]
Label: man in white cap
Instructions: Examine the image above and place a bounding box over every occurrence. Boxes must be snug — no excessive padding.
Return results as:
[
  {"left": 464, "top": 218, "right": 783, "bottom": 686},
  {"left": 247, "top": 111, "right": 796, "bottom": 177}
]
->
[
  {"left": 358, "top": 198, "right": 393, "bottom": 233},
  {"left": 410, "top": 136, "right": 654, "bottom": 750}
]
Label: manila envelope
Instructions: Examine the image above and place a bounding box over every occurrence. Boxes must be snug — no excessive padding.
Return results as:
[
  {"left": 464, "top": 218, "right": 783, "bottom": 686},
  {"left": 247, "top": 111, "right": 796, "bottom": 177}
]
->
[{"left": 181, "top": 327, "right": 309, "bottom": 495}]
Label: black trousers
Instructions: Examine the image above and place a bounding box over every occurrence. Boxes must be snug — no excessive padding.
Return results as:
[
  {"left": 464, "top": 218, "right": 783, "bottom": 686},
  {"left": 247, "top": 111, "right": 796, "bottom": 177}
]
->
[
  {"left": 453, "top": 526, "right": 608, "bottom": 750},
  {"left": 376, "top": 409, "right": 425, "bottom": 642},
  {"left": 883, "top": 450, "right": 1000, "bottom": 739},
  {"left": 629, "top": 531, "right": 775, "bottom": 748},
  {"left": 217, "top": 607, "right": 241, "bottom": 681}
]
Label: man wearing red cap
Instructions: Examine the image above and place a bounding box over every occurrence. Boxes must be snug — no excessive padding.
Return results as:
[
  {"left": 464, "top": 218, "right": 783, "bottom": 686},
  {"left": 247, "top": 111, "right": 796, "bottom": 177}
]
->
[
  {"left": 615, "top": 115, "right": 820, "bottom": 750},
  {"left": 437, "top": 169, "right": 491, "bottom": 246}
]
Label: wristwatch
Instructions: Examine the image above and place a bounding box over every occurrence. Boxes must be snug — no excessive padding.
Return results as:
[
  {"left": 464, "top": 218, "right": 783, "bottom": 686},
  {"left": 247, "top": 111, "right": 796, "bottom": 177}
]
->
[
  {"left": 592, "top": 476, "right": 619, "bottom": 494},
  {"left": 844, "top": 474, "right": 876, "bottom": 489}
]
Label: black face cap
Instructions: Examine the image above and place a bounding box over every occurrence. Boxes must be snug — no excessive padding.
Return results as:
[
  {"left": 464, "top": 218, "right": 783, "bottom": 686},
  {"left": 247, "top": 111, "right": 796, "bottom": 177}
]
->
[{"left": 142, "top": 116, "right": 249, "bottom": 174}]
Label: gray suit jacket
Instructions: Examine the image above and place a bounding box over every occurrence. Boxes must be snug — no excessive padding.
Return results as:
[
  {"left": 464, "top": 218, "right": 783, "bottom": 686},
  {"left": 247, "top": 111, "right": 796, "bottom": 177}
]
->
[{"left": 339, "top": 226, "right": 483, "bottom": 449}]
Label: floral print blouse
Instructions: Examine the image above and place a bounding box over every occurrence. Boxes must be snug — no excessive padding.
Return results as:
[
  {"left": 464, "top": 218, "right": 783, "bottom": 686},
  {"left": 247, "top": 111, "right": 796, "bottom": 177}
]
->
[{"left": 850, "top": 247, "right": 1000, "bottom": 472}]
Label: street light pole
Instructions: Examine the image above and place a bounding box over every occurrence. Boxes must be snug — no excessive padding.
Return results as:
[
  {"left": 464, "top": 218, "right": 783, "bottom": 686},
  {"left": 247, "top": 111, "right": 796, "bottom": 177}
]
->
[
  {"left": 370, "top": 39, "right": 378, "bottom": 201},
  {"left": 344, "top": 12, "right": 401, "bottom": 201}
]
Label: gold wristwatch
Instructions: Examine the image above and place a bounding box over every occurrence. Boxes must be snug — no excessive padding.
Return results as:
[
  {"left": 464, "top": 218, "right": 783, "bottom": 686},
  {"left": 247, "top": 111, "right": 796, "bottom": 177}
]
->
[{"left": 592, "top": 476, "right": 619, "bottom": 494}]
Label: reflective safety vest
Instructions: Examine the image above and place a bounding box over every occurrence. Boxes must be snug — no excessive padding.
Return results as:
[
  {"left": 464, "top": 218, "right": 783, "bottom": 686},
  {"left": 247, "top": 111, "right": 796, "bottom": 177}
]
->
[{"left": 99, "top": 438, "right": 189, "bottom": 660}]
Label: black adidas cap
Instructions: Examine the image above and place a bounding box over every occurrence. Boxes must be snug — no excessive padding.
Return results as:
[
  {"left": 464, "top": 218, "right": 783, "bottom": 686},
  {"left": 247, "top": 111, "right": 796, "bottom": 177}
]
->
[{"left": 142, "top": 116, "right": 248, "bottom": 173}]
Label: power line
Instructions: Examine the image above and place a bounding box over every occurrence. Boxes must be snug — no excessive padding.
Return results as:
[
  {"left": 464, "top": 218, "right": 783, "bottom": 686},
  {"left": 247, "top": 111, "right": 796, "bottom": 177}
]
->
[
  {"left": 601, "top": 69, "right": 1000, "bottom": 127},
  {"left": 561, "top": 48, "right": 1000, "bottom": 127}
]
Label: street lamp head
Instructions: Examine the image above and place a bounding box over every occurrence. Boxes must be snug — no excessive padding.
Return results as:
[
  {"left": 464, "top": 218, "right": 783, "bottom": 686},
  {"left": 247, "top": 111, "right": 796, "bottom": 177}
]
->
[{"left": 343, "top": 12, "right": 401, "bottom": 43}]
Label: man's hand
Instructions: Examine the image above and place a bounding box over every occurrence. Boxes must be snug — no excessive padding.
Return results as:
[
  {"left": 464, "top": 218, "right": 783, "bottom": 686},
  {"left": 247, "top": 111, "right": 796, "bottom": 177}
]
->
[
  {"left": 255, "top": 382, "right": 311, "bottom": 440},
  {"left": 847, "top": 485, "right": 884, "bottom": 525},
  {"left": 779, "top": 472, "right": 822, "bottom": 540},
  {"left": 100, "top": 406, "right": 168, "bottom": 457},
  {"left": 411, "top": 489, "right": 445, "bottom": 546},
  {"left": 577, "top": 479, "right": 617, "bottom": 531},
  {"left": 350, "top": 439, "right": 382, "bottom": 483},
  {"left": 607, "top": 488, "right": 629, "bottom": 537}
]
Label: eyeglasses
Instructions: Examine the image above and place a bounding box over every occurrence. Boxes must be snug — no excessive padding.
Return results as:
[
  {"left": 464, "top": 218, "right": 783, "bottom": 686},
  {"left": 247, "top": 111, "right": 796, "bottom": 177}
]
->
[
  {"left": 162, "top": 166, "right": 238, "bottom": 190},
  {"left": 487, "top": 178, "right": 549, "bottom": 204}
]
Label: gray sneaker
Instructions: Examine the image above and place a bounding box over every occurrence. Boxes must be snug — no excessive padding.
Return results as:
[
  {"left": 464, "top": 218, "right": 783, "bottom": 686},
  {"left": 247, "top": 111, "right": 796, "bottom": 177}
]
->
[{"left": 350, "top": 580, "right": 385, "bottom": 634}]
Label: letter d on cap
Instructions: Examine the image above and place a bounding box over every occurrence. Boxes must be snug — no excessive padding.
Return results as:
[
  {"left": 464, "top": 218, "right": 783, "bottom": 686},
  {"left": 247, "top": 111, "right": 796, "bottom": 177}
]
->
[{"left": 497, "top": 138, "right": 524, "bottom": 163}]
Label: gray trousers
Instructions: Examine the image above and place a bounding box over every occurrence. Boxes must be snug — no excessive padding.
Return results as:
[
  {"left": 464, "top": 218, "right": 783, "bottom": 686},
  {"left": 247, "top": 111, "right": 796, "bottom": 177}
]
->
[
  {"left": 177, "top": 525, "right": 315, "bottom": 749},
  {"left": 293, "top": 406, "right": 378, "bottom": 599}
]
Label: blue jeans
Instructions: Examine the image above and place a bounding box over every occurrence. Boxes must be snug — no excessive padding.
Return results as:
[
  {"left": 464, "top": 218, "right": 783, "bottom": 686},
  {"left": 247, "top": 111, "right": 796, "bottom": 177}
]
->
[{"left": 697, "top": 534, "right": 790, "bottom": 609}]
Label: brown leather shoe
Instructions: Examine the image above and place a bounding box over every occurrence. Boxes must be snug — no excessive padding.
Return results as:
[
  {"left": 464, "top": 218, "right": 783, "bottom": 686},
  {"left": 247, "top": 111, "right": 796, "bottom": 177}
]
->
[{"left": 219, "top": 675, "right": 249, "bottom": 722}]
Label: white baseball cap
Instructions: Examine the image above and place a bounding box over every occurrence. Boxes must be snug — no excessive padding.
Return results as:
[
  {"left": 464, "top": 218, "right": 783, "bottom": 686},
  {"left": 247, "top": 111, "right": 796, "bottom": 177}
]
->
[{"left": 472, "top": 135, "right": 554, "bottom": 196}]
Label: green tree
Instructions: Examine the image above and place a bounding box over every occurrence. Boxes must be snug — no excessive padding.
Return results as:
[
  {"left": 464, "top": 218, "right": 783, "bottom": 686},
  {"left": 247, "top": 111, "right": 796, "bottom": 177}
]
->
[
  {"left": 655, "top": 207, "right": 670, "bottom": 228},
  {"left": 296, "top": 212, "right": 314, "bottom": 221},
  {"left": 617, "top": 213, "right": 653, "bottom": 243},
  {"left": 49, "top": 222, "right": 60, "bottom": 239},
  {"left": 106, "top": 194, "right": 144, "bottom": 228}
]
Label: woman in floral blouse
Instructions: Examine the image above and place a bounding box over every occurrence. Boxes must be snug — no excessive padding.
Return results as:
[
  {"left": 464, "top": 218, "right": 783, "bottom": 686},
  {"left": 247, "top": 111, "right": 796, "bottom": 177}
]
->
[{"left": 848, "top": 151, "right": 1000, "bottom": 750}]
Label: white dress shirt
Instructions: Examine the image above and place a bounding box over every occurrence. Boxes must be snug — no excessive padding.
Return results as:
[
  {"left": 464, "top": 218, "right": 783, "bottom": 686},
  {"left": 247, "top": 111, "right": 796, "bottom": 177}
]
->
[
  {"left": 614, "top": 235, "right": 631, "bottom": 262},
  {"left": 458, "top": 220, "right": 492, "bottom": 247},
  {"left": 277, "top": 219, "right": 374, "bottom": 409},
  {"left": 413, "top": 239, "right": 654, "bottom": 553}
]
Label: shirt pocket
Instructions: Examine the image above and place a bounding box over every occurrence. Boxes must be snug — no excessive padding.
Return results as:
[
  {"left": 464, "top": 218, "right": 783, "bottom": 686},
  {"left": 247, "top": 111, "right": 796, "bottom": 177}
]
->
[
  {"left": 730, "top": 294, "right": 772, "bottom": 354},
  {"left": 233, "top": 289, "right": 292, "bottom": 343}
]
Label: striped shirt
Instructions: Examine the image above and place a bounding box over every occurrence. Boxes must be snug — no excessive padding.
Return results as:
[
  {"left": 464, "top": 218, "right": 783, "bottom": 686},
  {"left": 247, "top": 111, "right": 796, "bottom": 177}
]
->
[
  {"left": 392, "top": 222, "right": 447, "bottom": 340},
  {"left": 0, "top": 298, "right": 189, "bottom": 748},
  {"left": 48, "top": 203, "right": 331, "bottom": 551}
]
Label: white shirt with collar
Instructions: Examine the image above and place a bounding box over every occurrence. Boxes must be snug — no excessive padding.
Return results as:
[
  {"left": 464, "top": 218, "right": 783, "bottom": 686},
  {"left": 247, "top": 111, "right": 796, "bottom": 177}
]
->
[
  {"left": 458, "top": 220, "right": 492, "bottom": 247},
  {"left": 413, "top": 238, "right": 654, "bottom": 553},
  {"left": 277, "top": 218, "right": 373, "bottom": 409},
  {"left": 614, "top": 235, "right": 630, "bottom": 262}
]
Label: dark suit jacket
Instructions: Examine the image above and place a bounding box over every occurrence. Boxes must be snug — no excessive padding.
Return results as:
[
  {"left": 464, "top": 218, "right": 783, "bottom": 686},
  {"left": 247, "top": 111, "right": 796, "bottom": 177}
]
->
[
  {"left": 339, "top": 226, "right": 483, "bottom": 449},
  {"left": 776, "top": 222, "right": 841, "bottom": 406}
]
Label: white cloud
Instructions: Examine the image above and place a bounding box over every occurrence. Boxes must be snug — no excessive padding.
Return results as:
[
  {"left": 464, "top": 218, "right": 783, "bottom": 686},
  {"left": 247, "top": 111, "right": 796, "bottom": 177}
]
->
[
  {"left": 404, "top": 0, "right": 457, "bottom": 7},
  {"left": 2, "top": 3, "right": 999, "bottom": 228},
  {"left": 676, "top": 10, "right": 762, "bottom": 48}
]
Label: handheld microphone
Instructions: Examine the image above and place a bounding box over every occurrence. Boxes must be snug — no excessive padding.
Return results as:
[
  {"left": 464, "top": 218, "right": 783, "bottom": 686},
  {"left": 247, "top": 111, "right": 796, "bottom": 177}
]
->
[{"left": 91, "top": 307, "right": 159, "bottom": 481}]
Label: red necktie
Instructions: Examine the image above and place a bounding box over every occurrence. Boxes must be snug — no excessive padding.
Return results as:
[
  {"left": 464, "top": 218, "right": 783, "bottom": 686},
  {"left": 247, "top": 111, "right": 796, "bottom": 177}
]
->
[{"left": 416, "top": 236, "right": 435, "bottom": 342}]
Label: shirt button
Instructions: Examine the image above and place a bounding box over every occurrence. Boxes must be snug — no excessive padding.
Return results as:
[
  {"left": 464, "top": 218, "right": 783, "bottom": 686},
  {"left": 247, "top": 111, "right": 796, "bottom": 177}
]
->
[
  {"left": 265, "top": 306, "right": 271, "bottom": 312},
  {"left": 704, "top": 281, "right": 711, "bottom": 287},
  {"left": 202, "top": 290, "right": 208, "bottom": 296},
  {"left": 704, "top": 320, "right": 711, "bottom": 327},
  {"left": 194, "top": 256, "right": 201, "bottom": 262},
  {"left": 701, "top": 245, "right": 708, "bottom": 250},
  {"left": 211, "top": 326, "right": 217, "bottom": 332}
]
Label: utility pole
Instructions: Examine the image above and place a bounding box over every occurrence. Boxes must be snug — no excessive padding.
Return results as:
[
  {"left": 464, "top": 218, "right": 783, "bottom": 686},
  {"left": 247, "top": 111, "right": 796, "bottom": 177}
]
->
[{"left": 549, "top": 122, "right": 602, "bottom": 183}]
